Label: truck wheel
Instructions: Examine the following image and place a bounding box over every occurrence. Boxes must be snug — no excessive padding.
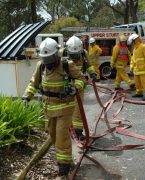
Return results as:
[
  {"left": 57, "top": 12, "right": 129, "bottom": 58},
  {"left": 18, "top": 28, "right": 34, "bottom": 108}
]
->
[{"left": 99, "top": 62, "right": 116, "bottom": 80}]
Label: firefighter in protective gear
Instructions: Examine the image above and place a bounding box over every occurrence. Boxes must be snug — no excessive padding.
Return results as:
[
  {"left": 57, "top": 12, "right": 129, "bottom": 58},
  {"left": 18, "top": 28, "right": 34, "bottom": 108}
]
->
[
  {"left": 23, "top": 37, "right": 85, "bottom": 179},
  {"left": 128, "top": 34, "right": 145, "bottom": 100},
  {"left": 61, "top": 35, "right": 96, "bottom": 140},
  {"left": 88, "top": 37, "right": 102, "bottom": 81},
  {"left": 110, "top": 34, "right": 135, "bottom": 90}
]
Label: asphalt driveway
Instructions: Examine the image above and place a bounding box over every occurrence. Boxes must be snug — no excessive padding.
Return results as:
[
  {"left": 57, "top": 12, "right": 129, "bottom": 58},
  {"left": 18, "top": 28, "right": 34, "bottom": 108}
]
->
[{"left": 72, "top": 79, "right": 145, "bottom": 180}]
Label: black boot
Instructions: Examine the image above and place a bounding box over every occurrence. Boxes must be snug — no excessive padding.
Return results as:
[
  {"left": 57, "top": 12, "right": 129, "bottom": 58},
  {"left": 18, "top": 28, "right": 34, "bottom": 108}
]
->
[
  {"left": 142, "top": 94, "right": 145, "bottom": 101},
  {"left": 115, "top": 87, "right": 124, "bottom": 91},
  {"left": 58, "top": 163, "right": 71, "bottom": 176},
  {"left": 75, "top": 128, "right": 85, "bottom": 140},
  {"left": 132, "top": 93, "right": 143, "bottom": 98},
  {"left": 130, "top": 83, "right": 135, "bottom": 91},
  {"left": 55, "top": 163, "right": 71, "bottom": 180}
]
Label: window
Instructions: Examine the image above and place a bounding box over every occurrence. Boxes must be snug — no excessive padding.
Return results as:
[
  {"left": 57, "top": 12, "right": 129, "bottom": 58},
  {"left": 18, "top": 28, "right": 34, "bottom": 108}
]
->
[
  {"left": 139, "top": 25, "right": 144, "bottom": 37},
  {"left": 128, "top": 25, "right": 138, "bottom": 34},
  {"left": 96, "top": 40, "right": 116, "bottom": 56}
]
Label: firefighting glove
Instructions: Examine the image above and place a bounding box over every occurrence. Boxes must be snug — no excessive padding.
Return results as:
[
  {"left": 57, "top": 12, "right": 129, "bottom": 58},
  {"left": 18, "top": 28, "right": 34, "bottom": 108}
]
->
[
  {"left": 23, "top": 98, "right": 30, "bottom": 108},
  {"left": 69, "top": 86, "right": 78, "bottom": 96},
  {"left": 65, "top": 86, "right": 78, "bottom": 96},
  {"left": 90, "top": 73, "right": 97, "bottom": 82}
]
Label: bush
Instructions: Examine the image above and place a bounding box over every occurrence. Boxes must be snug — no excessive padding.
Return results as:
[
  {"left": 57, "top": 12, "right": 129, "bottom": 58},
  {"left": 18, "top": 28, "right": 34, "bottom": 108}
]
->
[{"left": 0, "top": 96, "right": 46, "bottom": 147}]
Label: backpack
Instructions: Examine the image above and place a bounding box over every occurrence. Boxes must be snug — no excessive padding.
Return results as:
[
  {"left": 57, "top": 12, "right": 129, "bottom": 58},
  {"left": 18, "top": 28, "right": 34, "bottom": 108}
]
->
[
  {"left": 39, "top": 58, "right": 70, "bottom": 86},
  {"left": 63, "top": 48, "right": 87, "bottom": 74}
]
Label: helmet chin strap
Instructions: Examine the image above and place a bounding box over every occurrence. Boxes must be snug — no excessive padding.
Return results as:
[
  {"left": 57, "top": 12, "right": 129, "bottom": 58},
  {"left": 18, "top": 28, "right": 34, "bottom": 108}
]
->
[
  {"left": 45, "top": 58, "right": 60, "bottom": 70},
  {"left": 69, "top": 53, "right": 81, "bottom": 62}
]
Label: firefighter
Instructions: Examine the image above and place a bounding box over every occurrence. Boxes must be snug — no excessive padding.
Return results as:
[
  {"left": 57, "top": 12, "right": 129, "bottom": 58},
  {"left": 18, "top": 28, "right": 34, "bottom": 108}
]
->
[
  {"left": 110, "top": 34, "right": 135, "bottom": 90},
  {"left": 88, "top": 37, "right": 102, "bottom": 81},
  {"left": 62, "top": 35, "right": 97, "bottom": 140},
  {"left": 127, "top": 34, "right": 145, "bottom": 100},
  {"left": 23, "top": 37, "right": 85, "bottom": 180}
]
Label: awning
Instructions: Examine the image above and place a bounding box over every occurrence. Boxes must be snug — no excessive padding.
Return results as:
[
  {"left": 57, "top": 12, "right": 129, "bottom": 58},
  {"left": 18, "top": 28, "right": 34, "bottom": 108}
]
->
[{"left": 0, "top": 21, "right": 51, "bottom": 60}]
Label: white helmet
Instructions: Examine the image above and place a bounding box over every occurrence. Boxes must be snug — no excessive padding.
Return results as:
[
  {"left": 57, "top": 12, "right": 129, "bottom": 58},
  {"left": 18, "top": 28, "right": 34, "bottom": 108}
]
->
[
  {"left": 89, "top": 37, "right": 96, "bottom": 44},
  {"left": 66, "top": 36, "right": 82, "bottom": 53},
  {"left": 39, "top": 37, "right": 59, "bottom": 57},
  {"left": 127, "top": 34, "right": 139, "bottom": 45},
  {"left": 39, "top": 37, "right": 60, "bottom": 65}
]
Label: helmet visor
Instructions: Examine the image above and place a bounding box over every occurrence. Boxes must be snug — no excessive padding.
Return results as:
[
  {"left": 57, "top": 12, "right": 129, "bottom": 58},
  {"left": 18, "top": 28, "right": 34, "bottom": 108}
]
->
[
  {"left": 68, "top": 51, "right": 81, "bottom": 62},
  {"left": 41, "top": 52, "right": 59, "bottom": 65}
]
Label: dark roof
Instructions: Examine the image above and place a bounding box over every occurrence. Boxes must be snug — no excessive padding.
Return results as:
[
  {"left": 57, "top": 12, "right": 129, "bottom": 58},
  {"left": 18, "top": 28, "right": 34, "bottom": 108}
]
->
[
  {"left": 0, "top": 21, "right": 51, "bottom": 60},
  {"left": 61, "top": 26, "right": 112, "bottom": 32},
  {"left": 61, "top": 27, "right": 89, "bottom": 32}
]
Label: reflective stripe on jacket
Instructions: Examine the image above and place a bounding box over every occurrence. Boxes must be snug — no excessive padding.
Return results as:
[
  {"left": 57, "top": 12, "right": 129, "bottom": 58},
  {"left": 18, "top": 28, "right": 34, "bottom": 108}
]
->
[
  {"left": 119, "top": 45, "right": 128, "bottom": 61},
  {"left": 23, "top": 59, "right": 85, "bottom": 117}
]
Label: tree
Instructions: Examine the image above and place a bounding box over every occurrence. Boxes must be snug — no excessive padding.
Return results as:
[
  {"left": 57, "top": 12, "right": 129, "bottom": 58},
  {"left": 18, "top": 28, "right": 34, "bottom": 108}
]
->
[
  {"left": 39, "top": 0, "right": 69, "bottom": 22},
  {"left": 129, "top": 0, "right": 138, "bottom": 22},
  {"left": 103, "top": 0, "right": 139, "bottom": 24},
  {"left": 65, "top": 0, "right": 104, "bottom": 30},
  {"left": 41, "top": 0, "right": 104, "bottom": 29},
  {"left": 138, "top": 0, "right": 145, "bottom": 21},
  {"left": 0, "top": 0, "right": 42, "bottom": 40},
  {"left": 48, "top": 17, "right": 83, "bottom": 36},
  {"left": 92, "top": 5, "right": 117, "bottom": 27}
]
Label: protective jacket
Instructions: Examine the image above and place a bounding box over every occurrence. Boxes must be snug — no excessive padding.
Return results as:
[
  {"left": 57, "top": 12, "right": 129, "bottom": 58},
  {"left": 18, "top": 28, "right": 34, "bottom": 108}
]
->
[
  {"left": 130, "top": 42, "right": 145, "bottom": 75},
  {"left": 59, "top": 48, "right": 95, "bottom": 129},
  {"left": 23, "top": 60, "right": 85, "bottom": 117},
  {"left": 88, "top": 44, "right": 102, "bottom": 65},
  {"left": 111, "top": 43, "right": 131, "bottom": 68},
  {"left": 60, "top": 48, "right": 95, "bottom": 75}
]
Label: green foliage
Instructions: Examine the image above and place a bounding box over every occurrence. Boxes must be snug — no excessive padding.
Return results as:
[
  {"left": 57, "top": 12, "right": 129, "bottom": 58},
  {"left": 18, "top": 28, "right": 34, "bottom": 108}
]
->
[
  {"left": 138, "top": 0, "right": 145, "bottom": 21},
  {"left": 139, "top": 0, "right": 145, "bottom": 10},
  {"left": 48, "top": 17, "right": 83, "bottom": 36},
  {"left": 0, "top": 96, "right": 46, "bottom": 147},
  {"left": 0, "top": 0, "right": 145, "bottom": 40},
  {"left": 0, "top": 0, "right": 42, "bottom": 40},
  {"left": 92, "top": 5, "right": 116, "bottom": 27}
]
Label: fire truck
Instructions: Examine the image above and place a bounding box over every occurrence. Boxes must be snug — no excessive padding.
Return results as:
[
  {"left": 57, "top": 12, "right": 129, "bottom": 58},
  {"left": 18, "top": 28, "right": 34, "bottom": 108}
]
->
[
  {"left": 112, "top": 21, "right": 145, "bottom": 43},
  {"left": 75, "top": 28, "right": 135, "bottom": 79}
]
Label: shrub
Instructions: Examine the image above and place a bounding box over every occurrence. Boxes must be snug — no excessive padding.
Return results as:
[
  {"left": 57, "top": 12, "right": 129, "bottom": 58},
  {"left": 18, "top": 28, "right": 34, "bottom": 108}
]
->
[{"left": 0, "top": 96, "right": 46, "bottom": 147}]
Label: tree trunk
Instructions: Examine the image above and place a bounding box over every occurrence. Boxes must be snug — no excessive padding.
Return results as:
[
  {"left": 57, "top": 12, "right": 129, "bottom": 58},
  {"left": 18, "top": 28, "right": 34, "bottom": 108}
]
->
[
  {"left": 129, "top": 0, "right": 138, "bottom": 23},
  {"left": 124, "top": 0, "right": 129, "bottom": 23},
  {"left": 30, "top": 0, "right": 37, "bottom": 23}
]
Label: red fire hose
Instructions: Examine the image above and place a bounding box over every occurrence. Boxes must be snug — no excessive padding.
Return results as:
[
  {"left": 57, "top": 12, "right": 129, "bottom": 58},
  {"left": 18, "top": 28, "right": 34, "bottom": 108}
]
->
[{"left": 70, "top": 81, "right": 145, "bottom": 180}]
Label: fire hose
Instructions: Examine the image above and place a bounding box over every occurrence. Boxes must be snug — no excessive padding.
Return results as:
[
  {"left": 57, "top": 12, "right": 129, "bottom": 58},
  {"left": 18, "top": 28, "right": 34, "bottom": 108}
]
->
[
  {"left": 16, "top": 81, "right": 145, "bottom": 180},
  {"left": 70, "top": 81, "right": 145, "bottom": 180}
]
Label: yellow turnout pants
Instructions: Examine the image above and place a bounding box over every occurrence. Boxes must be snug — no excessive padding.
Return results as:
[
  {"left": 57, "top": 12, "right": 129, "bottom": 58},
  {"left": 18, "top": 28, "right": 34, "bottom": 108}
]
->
[
  {"left": 134, "top": 74, "right": 145, "bottom": 95},
  {"left": 93, "top": 64, "right": 100, "bottom": 80},
  {"left": 115, "top": 68, "right": 132, "bottom": 88},
  {"left": 47, "top": 113, "right": 73, "bottom": 164},
  {"left": 72, "top": 91, "right": 84, "bottom": 130}
]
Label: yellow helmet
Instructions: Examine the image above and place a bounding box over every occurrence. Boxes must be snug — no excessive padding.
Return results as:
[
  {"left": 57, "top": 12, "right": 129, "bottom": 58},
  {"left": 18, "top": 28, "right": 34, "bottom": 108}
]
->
[{"left": 119, "top": 34, "right": 127, "bottom": 42}]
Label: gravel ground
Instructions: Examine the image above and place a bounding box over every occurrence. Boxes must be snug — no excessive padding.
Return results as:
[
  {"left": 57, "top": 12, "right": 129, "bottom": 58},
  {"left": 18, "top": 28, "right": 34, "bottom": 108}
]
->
[{"left": 0, "top": 128, "right": 58, "bottom": 180}]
